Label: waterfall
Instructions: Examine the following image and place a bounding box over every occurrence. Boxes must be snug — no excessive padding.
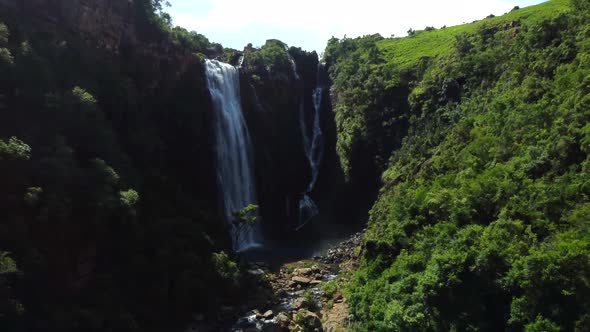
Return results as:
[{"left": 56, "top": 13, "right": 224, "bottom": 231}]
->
[
  {"left": 297, "top": 64, "right": 325, "bottom": 229},
  {"left": 205, "top": 59, "right": 260, "bottom": 252},
  {"left": 287, "top": 51, "right": 301, "bottom": 80}
]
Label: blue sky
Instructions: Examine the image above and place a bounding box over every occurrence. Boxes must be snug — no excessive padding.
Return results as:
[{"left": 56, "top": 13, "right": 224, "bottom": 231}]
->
[{"left": 167, "top": 0, "right": 546, "bottom": 53}]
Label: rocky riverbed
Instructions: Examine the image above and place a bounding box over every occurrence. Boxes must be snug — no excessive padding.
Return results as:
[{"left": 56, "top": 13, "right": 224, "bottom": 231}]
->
[{"left": 187, "top": 230, "right": 364, "bottom": 332}]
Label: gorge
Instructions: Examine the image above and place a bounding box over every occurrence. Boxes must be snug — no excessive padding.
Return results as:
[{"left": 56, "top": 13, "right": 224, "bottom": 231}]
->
[{"left": 1, "top": 0, "right": 590, "bottom": 331}]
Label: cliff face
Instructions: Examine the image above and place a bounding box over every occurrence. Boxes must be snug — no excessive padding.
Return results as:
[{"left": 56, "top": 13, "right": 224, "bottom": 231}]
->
[
  {"left": 0, "top": 1, "right": 229, "bottom": 330},
  {"left": 239, "top": 43, "right": 314, "bottom": 237},
  {"left": 0, "top": 0, "right": 136, "bottom": 50},
  {"left": 239, "top": 41, "right": 343, "bottom": 240}
]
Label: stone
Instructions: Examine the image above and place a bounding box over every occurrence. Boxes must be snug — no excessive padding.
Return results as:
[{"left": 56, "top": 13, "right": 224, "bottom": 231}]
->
[
  {"left": 292, "top": 276, "right": 312, "bottom": 285},
  {"left": 276, "top": 312, "right": 291, "bottom": 329},
  {"left": 295, "top": 309, "right": 322, "bottom": 331},
  {"left": 294, "top": 268, "right": 313, "bottom": 276},
  {"left": 263, "top": 310, "right": 274, "bottom": 319},
  {"left": 254, "top": 309, "right": 264, "bottom": 320},
  {"left": 247, "top": 268, "right": 266, "bottom": 276},
  {"left": 293, "top": 297, "right": 310, "bottom": 310},
  {"left": 310, "top": 280, "right": 322, "bottom": 285}
]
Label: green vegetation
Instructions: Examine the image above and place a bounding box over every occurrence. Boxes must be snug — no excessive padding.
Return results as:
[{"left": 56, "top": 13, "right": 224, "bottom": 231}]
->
[
  {"left": 242, "top": 39, "right": 299, "bottom": 80},
  {"left": 379, "top": 0, "right": 571, "bottom": 69},
  {"left": 231, "top": 204, "right": 259, "bottom": 250},
  {"left": 321, "top": 280, "right": 340, "bottom": 300},
  {"left": 325, "top": 0, "right": 590, "bottom": 330},
  {"left": 0, "top": 1, "right": 241, "bottom": 330},
  {"left": 212, "top": 251, "right": 240, "bottom": 282}
]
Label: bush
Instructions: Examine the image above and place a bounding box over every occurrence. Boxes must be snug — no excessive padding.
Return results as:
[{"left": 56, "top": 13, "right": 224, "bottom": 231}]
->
[{"left": 212, "top": 251, "right": 239, "bottom": 281}]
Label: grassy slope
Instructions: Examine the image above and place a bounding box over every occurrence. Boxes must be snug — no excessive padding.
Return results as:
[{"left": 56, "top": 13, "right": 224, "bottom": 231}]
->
[{"left": 378, "top": 0, "right": 571, "bottom": 69}]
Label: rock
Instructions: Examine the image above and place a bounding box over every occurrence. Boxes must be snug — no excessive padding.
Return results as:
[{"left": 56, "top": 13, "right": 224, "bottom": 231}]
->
[
  {"left": 263, "top": 310, "right": 274, "bottom": 319},
  {"left": 295, "top": 309, "right": 322, "bottom": 331},
  {"left": 276, "top": 312, "right": 291, "bottom": 329},
  {"left": 247, "top": 268, "right": 266, "bottom": 276},
  {"left": 254, "top": 309, "right": 264, "bottom": 320},
  {"left": 310, "top": 280, "right": 322, "bottom": 285},
  {"left": 293, "top": 297, "right": 310, "bottom": 310},
  {"left": 292, "top": 276, "right": 312, "bottom": 285},
  {"left": 294, "top": 268, "right": 313, "bottom": 276}
]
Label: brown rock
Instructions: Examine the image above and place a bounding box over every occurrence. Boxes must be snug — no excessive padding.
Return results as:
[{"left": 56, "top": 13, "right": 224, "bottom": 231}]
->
[
  {"left": 293, "top": 297, "right": 310, "bottom": 310},
  {"left": 276, "top": 312, "right": 291, "bottom": 329},
  {"left": 292, "top": 276, "right": 312, "bottom": 285},
  {"left": 293, "top": 268, "right": 313, "bottom": 276}
]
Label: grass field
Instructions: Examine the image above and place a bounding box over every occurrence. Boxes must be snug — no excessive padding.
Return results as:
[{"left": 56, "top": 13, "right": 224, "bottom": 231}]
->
[{"left": 377, "top": 0, "right": 572, "bottom": 68}]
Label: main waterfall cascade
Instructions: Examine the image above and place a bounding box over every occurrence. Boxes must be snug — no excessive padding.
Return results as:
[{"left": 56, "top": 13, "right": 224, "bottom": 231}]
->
[
  {"left": 297, "top": 64, "right": 326, "bottom": 229},
  {"left": 205, "top": 59, "right": 260, "bottom": 251}
]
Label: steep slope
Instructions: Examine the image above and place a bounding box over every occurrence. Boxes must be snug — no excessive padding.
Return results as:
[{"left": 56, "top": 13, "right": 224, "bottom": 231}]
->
[
  {"left": 0, "top": 1, "right": 338, "bottom": 330},
  {"left": 325, "top": 0, "right": 590, "bottom": 330},
  {"left": 0, "top": 1, "right": 244, "bottom": 330}
]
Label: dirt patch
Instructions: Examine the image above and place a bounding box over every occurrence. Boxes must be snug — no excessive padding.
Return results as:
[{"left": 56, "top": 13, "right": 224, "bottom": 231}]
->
[{"left": 322, "top": 299, "right": 350, "bottom": 332}]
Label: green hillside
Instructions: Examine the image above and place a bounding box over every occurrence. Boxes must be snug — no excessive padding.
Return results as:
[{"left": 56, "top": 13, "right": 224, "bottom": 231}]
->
[
  {"left": 325, "top": 0, "right": 590, "bottom": 330},
  {"left": 378, "top": 0, "right": 572, "bottom": 69}
]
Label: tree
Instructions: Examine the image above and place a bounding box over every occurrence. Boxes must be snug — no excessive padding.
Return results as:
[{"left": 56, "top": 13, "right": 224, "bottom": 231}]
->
[{"left": 231, "top": 204, "right": 258, "bottom": 251}]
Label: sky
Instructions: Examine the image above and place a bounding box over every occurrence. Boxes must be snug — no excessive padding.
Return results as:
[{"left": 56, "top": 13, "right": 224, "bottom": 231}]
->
[{"left": 167, "top": 0, "right": 546, "bottom": 53}]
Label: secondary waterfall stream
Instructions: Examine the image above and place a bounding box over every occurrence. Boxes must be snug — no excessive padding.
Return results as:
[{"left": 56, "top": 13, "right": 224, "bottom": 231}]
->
[
  {"left": 297, "top": 64, "right": 325, "bottom": 229},
  {"left": 205, "top": 59, "right": 260, "bottom": 251}
]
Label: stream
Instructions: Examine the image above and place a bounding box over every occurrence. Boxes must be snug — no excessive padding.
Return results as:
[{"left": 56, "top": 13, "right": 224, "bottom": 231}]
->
[{"left": 186, "top": 229, "right": 364, "bottom": 332}]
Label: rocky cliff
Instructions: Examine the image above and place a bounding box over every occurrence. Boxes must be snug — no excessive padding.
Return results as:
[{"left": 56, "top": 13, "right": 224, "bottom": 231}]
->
[
  {"left": 0, "top": 0, "right": 136, "bottom": 51},
  {"left": 0, "top": 1, "right": 228, "bottom": 330},
  {"left": 238, "top": 40, "right": 342, "bottom": 240}
]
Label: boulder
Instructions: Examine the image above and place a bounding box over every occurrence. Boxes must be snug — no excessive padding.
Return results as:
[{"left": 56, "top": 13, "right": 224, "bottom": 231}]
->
[
  {"left": 292, "top": 276, "right": 312, "bottom": 285},
  {"left": 255, "top": 309, "right": 264, "bottom": 320},
  {"left": 276, "top": 312, "right": 291, "bottom": 329},
  {"left": 293, "top": 297, "right": 310, "bottom": 310},
  {"left": 293, "top": 267, "right": 313, "bottom": 276},
  {"left": 295, "top": 309, "right": 322, "bottom": 331},
  {"left": 247, "top": 268, "right": 266, "bottom": 276}
]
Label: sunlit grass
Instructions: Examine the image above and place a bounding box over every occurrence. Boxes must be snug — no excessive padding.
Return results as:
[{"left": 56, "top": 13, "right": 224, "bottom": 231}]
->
[{"left": 378, "top": 0, "right": 571, "bottom": 69}]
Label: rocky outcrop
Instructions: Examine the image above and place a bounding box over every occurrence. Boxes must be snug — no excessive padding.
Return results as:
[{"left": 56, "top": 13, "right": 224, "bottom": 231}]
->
[
  {"left": 314, "top": 230, "right": 364, "bottom": 265},
  {"left": 0, "top": 2, "right": 225, "bottom": 328},
  {"left": 0, "top": 0, "right": 136, "bottom": 51},
  {"left": 239, "top": 41, "right": 320, "bottom": 237}
]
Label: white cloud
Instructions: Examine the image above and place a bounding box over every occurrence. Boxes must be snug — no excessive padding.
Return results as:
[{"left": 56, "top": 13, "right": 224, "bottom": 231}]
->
[{"left": 169, "top": 0, "right": 539, "bottom": 51}]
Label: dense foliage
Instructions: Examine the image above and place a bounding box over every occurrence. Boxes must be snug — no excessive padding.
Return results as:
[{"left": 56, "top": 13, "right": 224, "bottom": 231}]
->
[
  {"left": 325, "top": 0, "right": 590, "bottom": 330},
  {"left": 0, "top": 1, "right": 245, "bottom": 330}
]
